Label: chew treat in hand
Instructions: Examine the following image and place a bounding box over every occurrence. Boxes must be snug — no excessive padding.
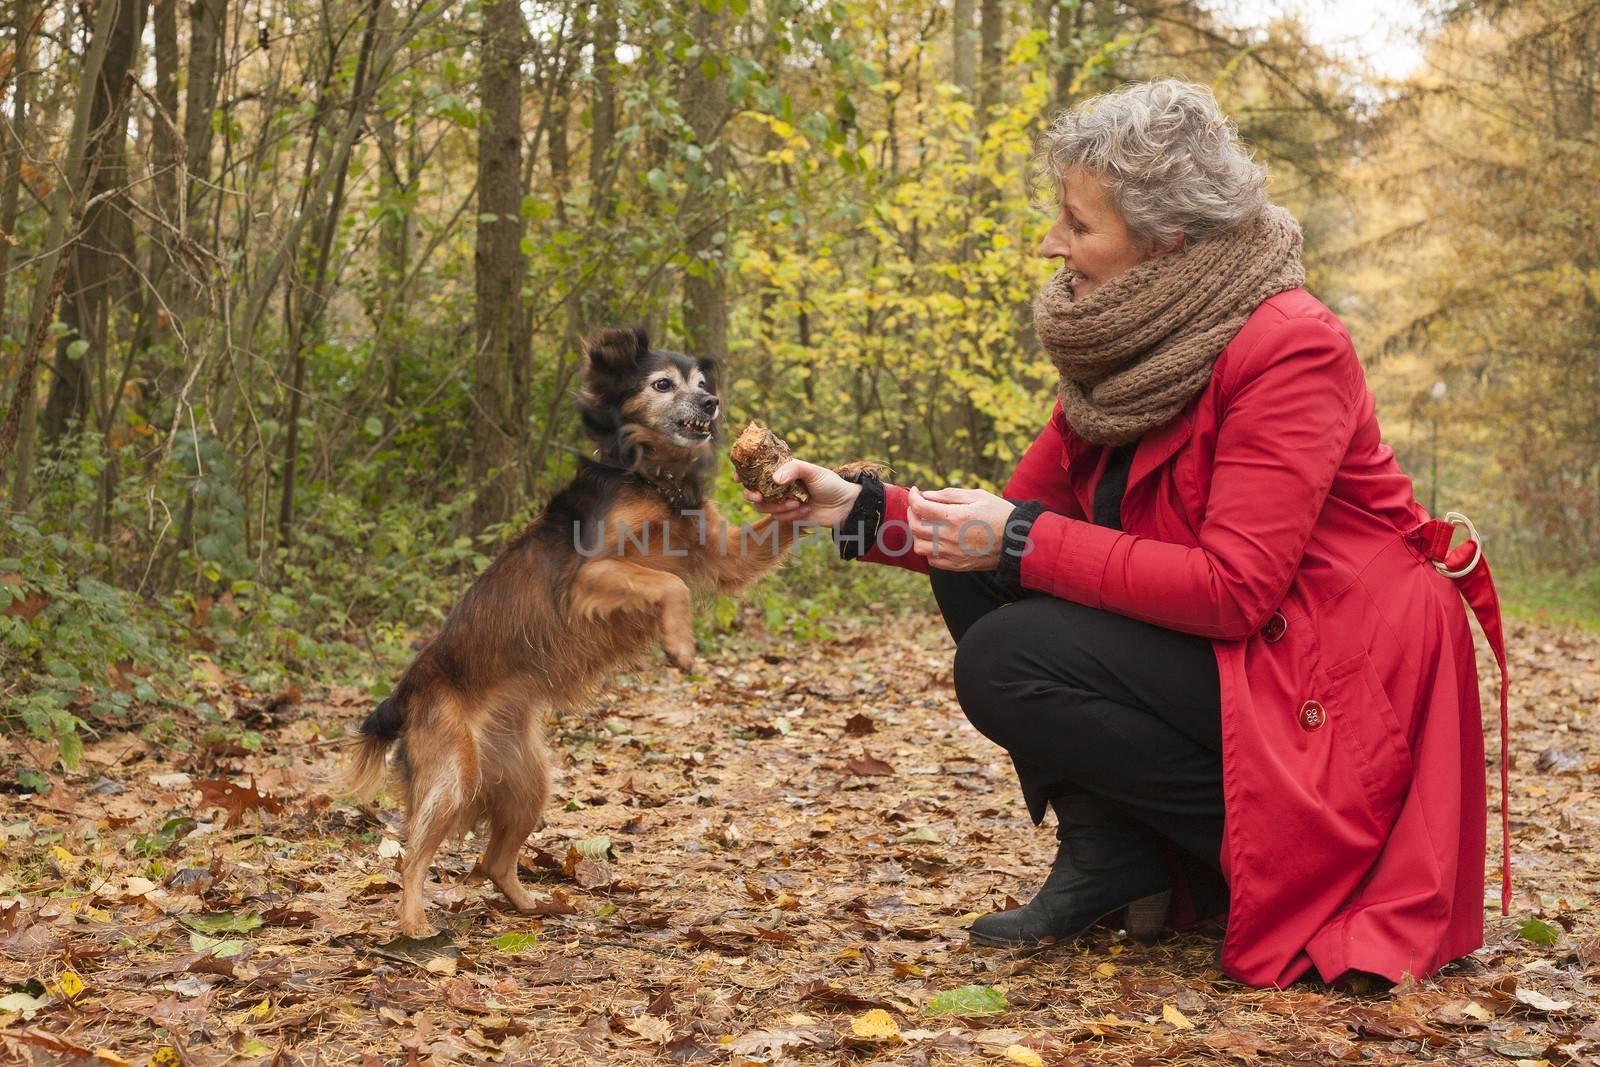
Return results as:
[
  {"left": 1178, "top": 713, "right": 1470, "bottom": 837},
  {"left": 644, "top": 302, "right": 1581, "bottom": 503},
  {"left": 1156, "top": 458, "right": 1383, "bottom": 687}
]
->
[{"left": 731, "top": 421, "right": 809, "bottom": 504}]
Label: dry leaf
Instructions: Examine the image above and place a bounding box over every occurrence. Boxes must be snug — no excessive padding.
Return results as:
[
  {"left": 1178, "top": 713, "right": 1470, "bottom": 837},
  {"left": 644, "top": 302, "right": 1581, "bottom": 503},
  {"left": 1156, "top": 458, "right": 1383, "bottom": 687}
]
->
[
  {"left": 850, "top": 1008, "right": 901, "bottom": 1042},
  {"left": 843, "top": 713, "right": 876, "bottom": 736},
  {"left": 845, "top": 753, "right": 895, "bottom": 777},
  {"left": 195, "top": 777, "right": 282, "bottom": 827}
]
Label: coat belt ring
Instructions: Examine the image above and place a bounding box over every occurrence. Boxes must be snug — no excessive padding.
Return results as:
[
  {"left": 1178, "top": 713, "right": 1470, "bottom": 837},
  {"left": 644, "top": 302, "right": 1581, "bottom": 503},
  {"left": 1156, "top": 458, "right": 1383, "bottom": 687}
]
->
[{"left": 1434, "top": 512, "right": 1484, "bottom": 579}]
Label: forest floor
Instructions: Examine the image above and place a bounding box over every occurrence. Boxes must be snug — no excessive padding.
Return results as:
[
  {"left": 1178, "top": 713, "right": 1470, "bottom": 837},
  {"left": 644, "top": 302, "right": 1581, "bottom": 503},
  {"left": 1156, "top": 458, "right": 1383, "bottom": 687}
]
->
[{"left": 3, "top": 610, "right": 1600, "bottom": 1066}]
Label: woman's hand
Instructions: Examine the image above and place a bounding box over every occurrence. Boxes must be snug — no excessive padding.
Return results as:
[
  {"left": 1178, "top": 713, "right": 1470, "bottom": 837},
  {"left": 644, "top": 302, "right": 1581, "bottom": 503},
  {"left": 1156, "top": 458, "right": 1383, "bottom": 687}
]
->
[
  {"left": 734, "top": 458, "right": 863, "bottom": 530},
  {"left": 906, "top": 486, "right": 1016, "bottom": 570}
]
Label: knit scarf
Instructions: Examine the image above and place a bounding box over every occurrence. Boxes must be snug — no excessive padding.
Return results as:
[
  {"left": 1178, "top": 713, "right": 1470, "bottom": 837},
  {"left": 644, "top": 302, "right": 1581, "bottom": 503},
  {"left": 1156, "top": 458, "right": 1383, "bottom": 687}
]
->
[{"left": 1032, "top": 203, "right": 1306, "bottom": 446}]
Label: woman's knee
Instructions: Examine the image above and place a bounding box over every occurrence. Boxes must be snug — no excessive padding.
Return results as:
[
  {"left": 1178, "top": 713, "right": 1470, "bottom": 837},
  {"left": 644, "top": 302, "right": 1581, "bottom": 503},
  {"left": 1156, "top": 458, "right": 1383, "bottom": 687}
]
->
[
  {"left": 929, "top": 567, "right": 1011, "bottom": 643},
  {"left": 952, "top": 608, "right": 1029, "bottom": 737}
]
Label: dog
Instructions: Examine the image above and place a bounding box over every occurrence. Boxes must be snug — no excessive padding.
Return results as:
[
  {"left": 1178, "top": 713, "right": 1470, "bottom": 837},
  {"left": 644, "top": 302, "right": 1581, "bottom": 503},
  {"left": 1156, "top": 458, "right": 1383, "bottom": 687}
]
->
[{"left": 345, "top": 326, "right": 799, "bottom": 937}]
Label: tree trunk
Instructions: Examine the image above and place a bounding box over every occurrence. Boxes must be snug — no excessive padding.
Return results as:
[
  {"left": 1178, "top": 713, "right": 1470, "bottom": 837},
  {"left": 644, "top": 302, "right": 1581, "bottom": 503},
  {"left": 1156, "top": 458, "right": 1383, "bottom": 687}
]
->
[
  {"left": 680, "top": 2, "right": 728, "bottom": 363},
  {"left": 276, "top": 0, "right": 384, "bottom": 546},
  {"left": 469, "top": 0, "right": 530, "bottom": 530},
  {"left": 589, "top": 0, "right": 618, "bottom": 213},
  {"left": 1, "top": 0, "right": 37, "bottom": 505},
  {"left": 371, "top": 0, "right": 411, "bottom": 502},
  {"left": 0, "top": 0, "right": 36, "bottom": 341},
  {"left": 41, "top": 0, "right": 148, "bottom": 442},
  {"left": 151, "top": 0, "right": 180, "bottom": 236},
  {"left": 952, "top": 0, "right": 976, "bottom": 100},
  {"left": 1055, "top": 0, "right": 1085, "bottom": 113},
  {"left": 183, "top": 0, "right": 226, "bottom": 237},
  {"left": 978, "top": 0, "right": 1003, "bottom": 120}
]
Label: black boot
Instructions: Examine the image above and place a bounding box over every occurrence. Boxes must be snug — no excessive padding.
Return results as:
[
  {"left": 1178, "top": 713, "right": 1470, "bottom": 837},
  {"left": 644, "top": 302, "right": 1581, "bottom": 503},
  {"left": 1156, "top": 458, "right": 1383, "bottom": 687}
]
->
[{"left": 969, "top": 794, "right": 1171, "bottom": 948}]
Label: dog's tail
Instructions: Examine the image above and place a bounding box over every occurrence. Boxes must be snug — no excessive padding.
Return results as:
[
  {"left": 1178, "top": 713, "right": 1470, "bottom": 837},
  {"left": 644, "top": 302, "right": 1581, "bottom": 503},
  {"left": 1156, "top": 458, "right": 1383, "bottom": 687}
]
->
[{"left": 344, "top": 694, "right": 404, "bottom": 801}]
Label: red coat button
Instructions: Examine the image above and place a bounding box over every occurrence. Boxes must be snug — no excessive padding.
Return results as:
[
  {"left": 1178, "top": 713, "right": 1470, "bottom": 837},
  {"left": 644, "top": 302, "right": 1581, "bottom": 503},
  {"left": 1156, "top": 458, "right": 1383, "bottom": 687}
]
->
[
  {"left": 1262, "top": 611, "right": 1288, "bottom": 643},
  {"left": 1299, "top": 700, "right": 1326, "bottom": 731}
]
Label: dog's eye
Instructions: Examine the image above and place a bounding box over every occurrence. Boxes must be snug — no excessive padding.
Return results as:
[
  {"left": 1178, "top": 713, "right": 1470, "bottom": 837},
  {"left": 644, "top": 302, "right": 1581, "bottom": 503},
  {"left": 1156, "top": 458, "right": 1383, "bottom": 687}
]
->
[{"left": 652, "top": 378, "right": 674, "bottom": 392}]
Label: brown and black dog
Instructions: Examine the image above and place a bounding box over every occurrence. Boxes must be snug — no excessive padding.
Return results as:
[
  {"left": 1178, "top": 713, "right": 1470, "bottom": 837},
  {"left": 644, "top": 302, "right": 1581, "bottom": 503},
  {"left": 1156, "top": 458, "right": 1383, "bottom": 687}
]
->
[{"left": 345, "top": 327, "right": 799, "bottom": 937}]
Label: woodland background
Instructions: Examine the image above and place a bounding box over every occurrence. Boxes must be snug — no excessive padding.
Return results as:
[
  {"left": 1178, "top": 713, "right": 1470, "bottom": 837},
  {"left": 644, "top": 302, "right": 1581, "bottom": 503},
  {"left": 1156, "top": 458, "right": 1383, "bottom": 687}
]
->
[{"left": 0, "top": 0, "right": 1596, "bottom": 760}]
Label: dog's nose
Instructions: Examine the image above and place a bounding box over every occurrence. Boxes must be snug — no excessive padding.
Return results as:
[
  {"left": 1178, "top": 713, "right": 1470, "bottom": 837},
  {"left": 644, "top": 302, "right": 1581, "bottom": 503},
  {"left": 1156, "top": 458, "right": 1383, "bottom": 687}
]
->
[{"left": 700, "top": 396, "right": 719, "bottom": 416}]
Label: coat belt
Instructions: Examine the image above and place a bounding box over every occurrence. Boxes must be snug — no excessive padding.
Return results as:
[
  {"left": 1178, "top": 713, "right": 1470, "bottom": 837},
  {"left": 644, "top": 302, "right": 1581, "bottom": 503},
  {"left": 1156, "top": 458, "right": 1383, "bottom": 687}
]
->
[{"left": 1409, "top": 515, "right": 1510, "bottom": 916}]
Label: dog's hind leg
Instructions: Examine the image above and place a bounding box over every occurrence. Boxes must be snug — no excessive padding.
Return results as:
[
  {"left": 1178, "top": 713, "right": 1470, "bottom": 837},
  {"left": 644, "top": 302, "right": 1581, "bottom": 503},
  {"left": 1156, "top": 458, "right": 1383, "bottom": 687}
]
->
[
  {"left": 482, "top": 718, "right": 552, "bottom": 914},
  {"left": 398, "top": 715, "right": 478, "bottom": 938}
]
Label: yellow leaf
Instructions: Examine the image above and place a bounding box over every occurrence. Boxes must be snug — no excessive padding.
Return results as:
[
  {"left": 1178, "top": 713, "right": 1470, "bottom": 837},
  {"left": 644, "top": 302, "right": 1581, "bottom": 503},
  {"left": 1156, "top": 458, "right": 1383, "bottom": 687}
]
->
[
  {"left": 1004, "top": 1045, "right": 1044, "bottom": 1066},
  {"left": 834, "top": 946, "right": 863, "bottom": 960},
  {"left": 55, "top": 968, "right": 85, "bottom": 1000},
  {"left": 1162, "top": 1003, "right": 1195, "bottom": 1030},
  {"left": 1096, "top": 962, "right": 1116, "bottom": 977},
  {"left": 850, "top": 1009, "right": 901, "bottom": 1041},
  {"left": 151, "top": 1050, "right": 182, "bottom": 1067},
  {"left": 49, "top": 845, "right": 78, "bottom": 871},
  {"left": 244, "top": 996, "right": 273, "bottom": 1023}
]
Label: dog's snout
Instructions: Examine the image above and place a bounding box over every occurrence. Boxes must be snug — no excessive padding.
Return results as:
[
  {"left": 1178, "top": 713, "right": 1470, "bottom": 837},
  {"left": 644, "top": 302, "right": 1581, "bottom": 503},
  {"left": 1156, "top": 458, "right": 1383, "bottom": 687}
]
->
[{"left": 699, "top": 395, "right": 719, "bottom": 416}]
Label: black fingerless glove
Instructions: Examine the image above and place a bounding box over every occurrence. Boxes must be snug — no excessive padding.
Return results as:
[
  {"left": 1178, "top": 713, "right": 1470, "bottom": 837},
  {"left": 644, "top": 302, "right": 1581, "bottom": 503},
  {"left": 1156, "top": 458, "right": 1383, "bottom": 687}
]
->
[
  {"left": 995, "top": 499, "right": 1047, "bottom": 597},
  {"left": 832, "top": 470, "right": 885, "bottom": 561}
]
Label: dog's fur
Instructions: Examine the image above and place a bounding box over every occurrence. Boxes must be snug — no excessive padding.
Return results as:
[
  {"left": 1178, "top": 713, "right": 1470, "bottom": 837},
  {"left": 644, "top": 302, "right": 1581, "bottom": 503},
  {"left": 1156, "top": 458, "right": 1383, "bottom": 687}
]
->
[{"left": 345, "top": 327, "right": 797, "bottom": 936}]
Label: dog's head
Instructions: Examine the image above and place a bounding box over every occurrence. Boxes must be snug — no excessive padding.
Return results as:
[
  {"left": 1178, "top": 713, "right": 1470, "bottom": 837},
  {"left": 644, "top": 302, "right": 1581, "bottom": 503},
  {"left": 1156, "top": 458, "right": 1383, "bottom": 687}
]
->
[{"left": 578, "top": 327, "right": 723, "bottom": 475}]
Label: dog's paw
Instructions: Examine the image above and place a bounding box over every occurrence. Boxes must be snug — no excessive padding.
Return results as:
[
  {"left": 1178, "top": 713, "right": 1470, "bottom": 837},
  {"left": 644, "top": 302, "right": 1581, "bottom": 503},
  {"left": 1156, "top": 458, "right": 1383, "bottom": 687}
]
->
[
  {"left": 399, "top": 919, "right": 440, "bottom": 940},
  {"left": 664, "top": 640, "right": 697, "bottom": 672}
]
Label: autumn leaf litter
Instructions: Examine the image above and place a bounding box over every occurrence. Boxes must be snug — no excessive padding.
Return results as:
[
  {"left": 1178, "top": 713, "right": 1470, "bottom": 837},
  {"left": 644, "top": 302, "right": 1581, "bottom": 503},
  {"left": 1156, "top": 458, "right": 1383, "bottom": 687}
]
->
[{"left": 2, "top": 614, "right": 1598, "bottom": 1064}]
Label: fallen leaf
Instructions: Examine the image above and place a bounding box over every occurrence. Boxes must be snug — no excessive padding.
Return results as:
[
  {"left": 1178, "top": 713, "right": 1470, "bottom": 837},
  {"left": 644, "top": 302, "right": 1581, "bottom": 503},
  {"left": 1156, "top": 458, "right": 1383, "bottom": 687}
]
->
[
  {"left": 573, "top": 835, "right": 613, "bottom": 861},
  {"left": 850, "top": 1008, "right": 901, "bottom": 1041},
  {"left": 625, "top": 1015, "right": 674, "bottom": 1043},
  {"left": 0, "top": 991, "right": 51, "bottom": 1019},
  {"left": 1004, "top": 1046, "right": 1045, "bottom": 1067},
  {"left": 1512, "top": 986, "right": 1572, "bottom": 1013},
  {"left": 1162, "top": 1003, "right": 1195, "bottom": 1030},
  {"left": 492, "top": 932, "right": 539, "bottom": 953},
  {"left": 662, "top": 1034, "right": 713, "bottom": 1062},
  {"left": 181, "top": 912, "right": 264, "bottom": 935},
  {"left": 843, "top": 713, "right": 876, "bottom": 736},
  {"left": 923, "top": 985, "right": 1007, "bottom": 1018},
  {"left": 1514, "top": 917, "right": 1561, "bottom": 946},
  {"left": 195, "top": 777, "right": 283, "bottom": 827},
  {"left": 845, "top": 753, "right": 895, "bottom": 777}
]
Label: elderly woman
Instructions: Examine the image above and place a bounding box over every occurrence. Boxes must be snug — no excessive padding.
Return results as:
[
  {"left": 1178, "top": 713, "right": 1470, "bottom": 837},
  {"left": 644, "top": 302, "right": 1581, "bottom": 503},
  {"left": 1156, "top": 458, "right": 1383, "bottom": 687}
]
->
[{"left": 742, "top": 80, "right": 1509, "bottom": 988}]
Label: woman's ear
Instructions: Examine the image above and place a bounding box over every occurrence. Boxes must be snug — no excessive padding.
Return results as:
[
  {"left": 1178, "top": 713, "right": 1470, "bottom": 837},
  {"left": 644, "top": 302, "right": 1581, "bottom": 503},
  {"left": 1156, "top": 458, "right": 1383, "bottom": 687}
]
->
[{"left": 1151, "top": 232, "right": 1186, "bottom": 258}]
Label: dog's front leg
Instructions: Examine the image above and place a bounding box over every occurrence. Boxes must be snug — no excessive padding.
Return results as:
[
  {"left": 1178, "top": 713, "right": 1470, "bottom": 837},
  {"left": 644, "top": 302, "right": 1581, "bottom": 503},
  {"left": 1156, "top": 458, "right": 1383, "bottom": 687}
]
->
[
  {"left": 570, "top": 557, "right": 697, "bottom": 669},
  {"left": 698, "top": 508, "right": 801, "bottom": 595}
]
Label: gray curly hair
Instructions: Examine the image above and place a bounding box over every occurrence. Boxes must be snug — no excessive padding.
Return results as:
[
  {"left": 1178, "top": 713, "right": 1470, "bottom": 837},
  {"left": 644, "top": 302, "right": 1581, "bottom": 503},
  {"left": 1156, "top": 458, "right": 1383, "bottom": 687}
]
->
[{"left": 1035, "top": 80, "right": 1268, "bottom": 246}]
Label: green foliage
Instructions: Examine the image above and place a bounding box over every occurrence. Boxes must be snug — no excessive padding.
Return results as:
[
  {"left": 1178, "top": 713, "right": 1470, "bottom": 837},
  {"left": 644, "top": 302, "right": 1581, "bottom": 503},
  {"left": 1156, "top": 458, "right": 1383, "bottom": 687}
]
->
[
  {"left": 1501, "top": 567, "right": 1600, "bottom": 632},
  {"left": 10, "top": 0, "right": 1561, "bottom": 762},
  {"left": 0, "top": 512, "right": 176, "bottom": 768}
]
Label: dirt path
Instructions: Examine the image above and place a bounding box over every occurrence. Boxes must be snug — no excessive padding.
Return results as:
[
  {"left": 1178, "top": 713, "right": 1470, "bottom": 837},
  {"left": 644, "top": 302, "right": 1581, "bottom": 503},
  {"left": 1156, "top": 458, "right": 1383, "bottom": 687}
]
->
[{"left": 3, "top": 614, "right": 1598, "bottom": 1064}]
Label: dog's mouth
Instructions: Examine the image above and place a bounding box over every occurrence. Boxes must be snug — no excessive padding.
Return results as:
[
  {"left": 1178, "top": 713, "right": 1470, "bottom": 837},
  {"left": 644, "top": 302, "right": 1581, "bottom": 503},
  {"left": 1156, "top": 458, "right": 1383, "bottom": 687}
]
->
[{"left": 672, "top": 416, "right": 715, "bottom": 442}]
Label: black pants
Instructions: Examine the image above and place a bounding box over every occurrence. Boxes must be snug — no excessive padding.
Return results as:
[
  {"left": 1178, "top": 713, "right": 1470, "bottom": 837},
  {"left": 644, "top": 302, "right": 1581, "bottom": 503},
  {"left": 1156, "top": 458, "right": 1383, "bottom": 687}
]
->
[{"left": 930, "top": 567, "right": 1228, "bottom": 876}]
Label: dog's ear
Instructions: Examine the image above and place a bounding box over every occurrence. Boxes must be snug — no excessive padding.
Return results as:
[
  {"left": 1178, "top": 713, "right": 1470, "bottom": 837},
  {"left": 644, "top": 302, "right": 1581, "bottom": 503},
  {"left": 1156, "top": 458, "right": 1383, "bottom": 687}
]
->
[
  {"left": 696, "top": 355, "right": 722, "bottom": 396},
  {"left": 583, "top": 327, "right": 649, "bottom": 380}
]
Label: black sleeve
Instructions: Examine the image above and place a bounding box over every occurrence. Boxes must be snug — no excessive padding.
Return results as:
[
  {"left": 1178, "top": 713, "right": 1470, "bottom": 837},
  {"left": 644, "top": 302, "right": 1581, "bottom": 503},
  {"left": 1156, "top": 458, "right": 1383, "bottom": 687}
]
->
[
  {"left": 995, "top": 499, "right": 1047, "bottom": 597},
  {"left": 832, "top": 470, "right": 885, "bottom": 561}
]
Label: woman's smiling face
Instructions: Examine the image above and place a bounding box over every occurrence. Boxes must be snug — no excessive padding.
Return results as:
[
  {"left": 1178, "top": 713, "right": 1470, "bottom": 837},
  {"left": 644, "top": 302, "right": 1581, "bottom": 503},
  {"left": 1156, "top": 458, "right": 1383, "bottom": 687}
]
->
[{"left": 1038, "top": 167, "right": 1174, "bottom": 297}]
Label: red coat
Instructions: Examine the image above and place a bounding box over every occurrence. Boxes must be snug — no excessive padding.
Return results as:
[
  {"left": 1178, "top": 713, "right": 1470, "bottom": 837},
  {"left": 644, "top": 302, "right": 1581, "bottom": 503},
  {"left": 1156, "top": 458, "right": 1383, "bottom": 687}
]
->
[{"left": 858, "top": 289, "right": 1504, "bottom": 987}]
